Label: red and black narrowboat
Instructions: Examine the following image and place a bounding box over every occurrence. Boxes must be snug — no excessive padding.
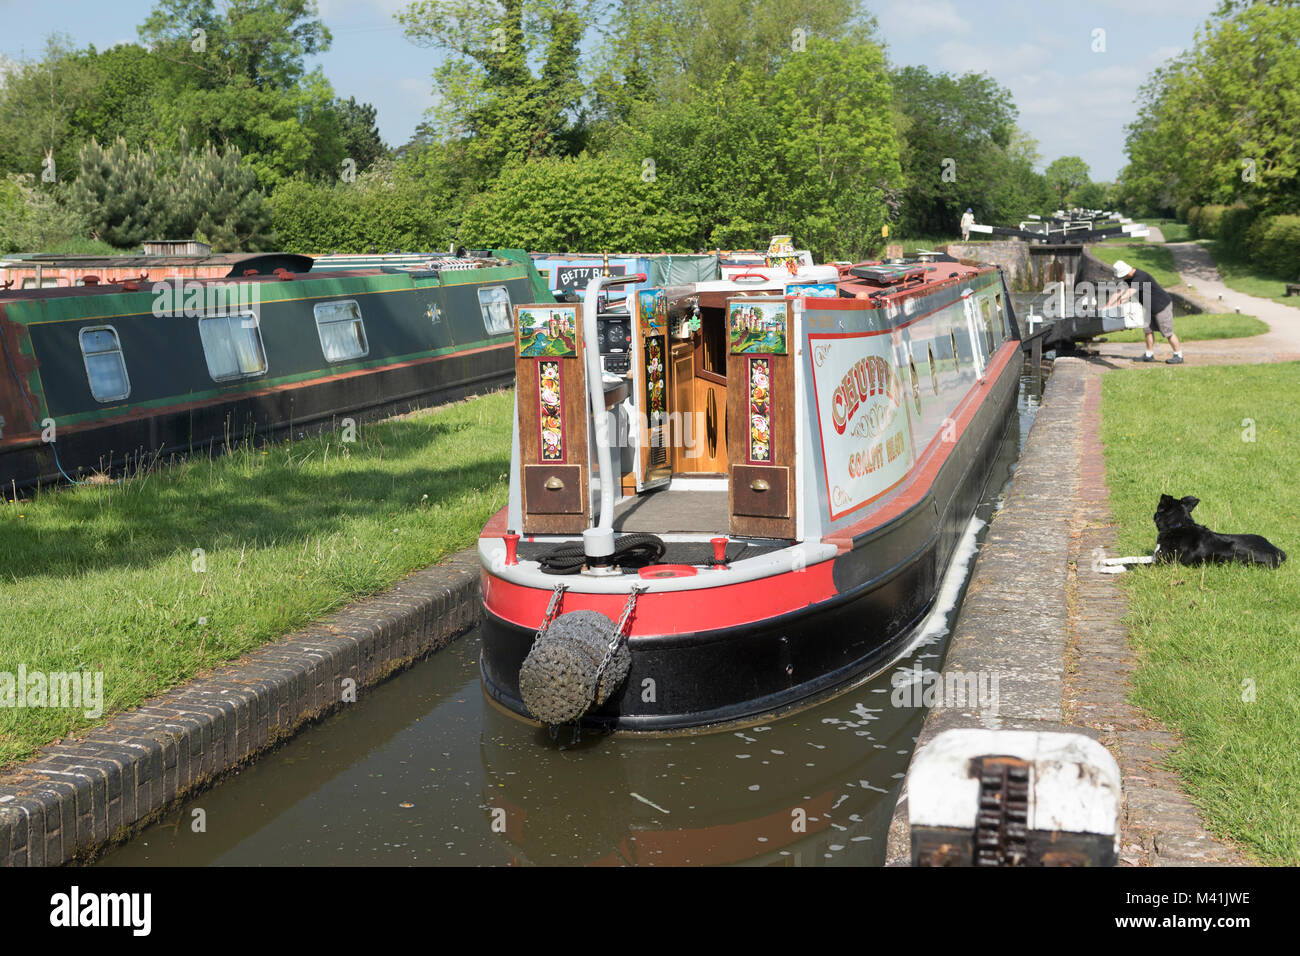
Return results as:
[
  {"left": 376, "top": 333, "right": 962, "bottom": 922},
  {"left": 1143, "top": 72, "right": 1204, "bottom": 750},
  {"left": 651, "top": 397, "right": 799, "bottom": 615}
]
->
[
  {"left": 478, "top": 250, "right": 1022, "bottom": 732},
  {"left": 0, "top": 254, "right": 548, "bottom": 490}
]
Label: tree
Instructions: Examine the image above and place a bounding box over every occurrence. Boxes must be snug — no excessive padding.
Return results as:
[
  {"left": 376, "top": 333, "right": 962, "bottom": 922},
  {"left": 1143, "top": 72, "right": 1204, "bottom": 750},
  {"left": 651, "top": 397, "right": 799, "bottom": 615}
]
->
[
  {"left": 138, "top": 0, "right": 331, "bottom": 91},
  {"left": 1071, "top": 180, "right": 1109, "bottom": 209},
  {"left": 1045, "top": 156, "right": 1090, "bottom": 207},
  {"left": 1123, "top": 2, "right": 1300, "bottom": 214},
  {"left": 136, "top": 0, "right": 347, "bottom": 187},
  {"left": 70, "top": 134, "right": 272, "bottom": 250},
  {"left": 608, "top": 38, "right": 902, "bottom": 259},
  {"left": 0, "top": 174, "right": 92, "bottom": 253},
  {"left": 398, "top": 0, "right": 592, "bottom": 189},
  {"left": 890, "top": 66, "right": 1037, "bottom": 235},
  {"left": 0, "top": 36, "right": 100, "bottom": 183},
  {"left": 456, "top": 154, "right": 698, "bottom": 252},
  {"left": 587, "top": 0, "right": 871, "bottom": 124},
  {"left": 330, "top": 97, "right": 388, "bottom": 173}
]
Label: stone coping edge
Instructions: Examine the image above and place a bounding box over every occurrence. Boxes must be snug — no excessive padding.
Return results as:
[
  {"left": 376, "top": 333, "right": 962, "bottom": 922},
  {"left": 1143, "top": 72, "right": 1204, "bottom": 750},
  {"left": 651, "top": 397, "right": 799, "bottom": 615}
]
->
[{"left": 884, "top": 357, "right": 1090, "bottom": 864}]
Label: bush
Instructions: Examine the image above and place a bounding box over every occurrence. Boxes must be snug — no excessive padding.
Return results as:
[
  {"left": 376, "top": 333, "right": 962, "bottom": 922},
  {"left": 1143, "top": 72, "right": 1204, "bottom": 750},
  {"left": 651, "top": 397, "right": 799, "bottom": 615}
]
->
[
  {"left": 457, "top": 154, "right": 698, "bottom": 252},
  {"left": 0, "top": 174, "right": 94, "bottom": 254},
  {"left": 1245, "top": 214, "right": 1300, "bottom": 279},
  {"left": 1218, "top": 205, "right": 1259, "bottom": 261},
  {"left": 1187, "top": 205, "right": 1202, "bottom": 237},
  {"left": 267, "top": 160, "right": 454, "bottom": 254},
  {"left": 1192, "top": 204, "right": 1229, "bottom": 239}
]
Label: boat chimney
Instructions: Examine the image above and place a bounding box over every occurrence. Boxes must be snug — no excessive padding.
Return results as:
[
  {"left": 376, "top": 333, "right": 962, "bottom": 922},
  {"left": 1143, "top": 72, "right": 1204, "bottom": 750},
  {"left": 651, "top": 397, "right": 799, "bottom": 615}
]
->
[{"left": 582, "top": 527, "right": 616, "bottom": 572}]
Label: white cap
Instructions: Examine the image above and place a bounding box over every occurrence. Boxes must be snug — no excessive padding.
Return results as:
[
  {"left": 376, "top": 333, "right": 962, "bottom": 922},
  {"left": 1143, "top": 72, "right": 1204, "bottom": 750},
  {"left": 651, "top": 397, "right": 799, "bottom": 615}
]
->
[{"left": 1113, "top": 260, "right": 1132, "bottom": 278}]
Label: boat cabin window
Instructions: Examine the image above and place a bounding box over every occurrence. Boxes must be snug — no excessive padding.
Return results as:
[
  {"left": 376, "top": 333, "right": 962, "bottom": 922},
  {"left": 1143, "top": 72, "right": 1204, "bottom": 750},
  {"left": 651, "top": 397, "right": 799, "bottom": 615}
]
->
[
  {"left": 314, "top": 300, "right": 369, "bottom": 362},
  {"left": 79, "top": 326, "right": 130, "bottom": 403},
  {"left": 980, "top": 298, "right": 996, "bottom": 354},
  {"left": 198, "top": 312, "right": 268, "bottom": 382},
  {"left": 477, "top": 285, "right": 513, "bottom": 335}
]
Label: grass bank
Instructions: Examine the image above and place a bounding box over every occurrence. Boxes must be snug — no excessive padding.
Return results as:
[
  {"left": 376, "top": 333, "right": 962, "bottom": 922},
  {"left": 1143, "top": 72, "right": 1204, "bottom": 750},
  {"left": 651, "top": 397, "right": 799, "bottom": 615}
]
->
[
  {"left": 1089, "top": 242, "right": 1180, "bottom": 289},
  {"left": 1102, "top": 364, "right": 1300, "bottom": 864},
  {"left": 0, "top": 390, "right": 513, "bottom": 768},
  {"left": 1201, "top": 240, "right": 1300, "bottom": 311},
  {"left": 1097, "top": 312, "right": 1267, "bottom": 343},
  {"left": 1149, "top": 218, "right": 1191, "bottom": 243},
  {"left": 894, "top": 235, "right": 977, "bottom": 255}
]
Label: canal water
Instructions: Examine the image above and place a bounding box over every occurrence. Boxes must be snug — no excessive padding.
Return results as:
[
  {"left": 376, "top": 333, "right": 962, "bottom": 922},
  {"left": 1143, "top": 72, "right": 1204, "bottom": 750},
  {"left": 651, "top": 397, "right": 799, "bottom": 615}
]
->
[{"left": 97, "top": 358, "right": 1046, "bottom": 867}]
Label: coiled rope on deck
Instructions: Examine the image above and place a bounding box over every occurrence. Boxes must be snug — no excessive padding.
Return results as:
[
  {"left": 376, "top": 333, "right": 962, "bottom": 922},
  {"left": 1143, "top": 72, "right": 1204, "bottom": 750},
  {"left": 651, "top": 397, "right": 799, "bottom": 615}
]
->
[{"left": 536, "top": 532, "right": 667, "bottom": 574}]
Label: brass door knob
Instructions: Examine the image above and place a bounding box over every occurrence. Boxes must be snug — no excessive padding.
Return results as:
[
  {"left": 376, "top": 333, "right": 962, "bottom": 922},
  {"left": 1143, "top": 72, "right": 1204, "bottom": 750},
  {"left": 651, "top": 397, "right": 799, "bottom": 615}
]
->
[
  {"left": 544, "top": 476, "right": 565, "bottom": 491},
  {"left": 750, "top": 478, "right": 770, "bottom": 492}
]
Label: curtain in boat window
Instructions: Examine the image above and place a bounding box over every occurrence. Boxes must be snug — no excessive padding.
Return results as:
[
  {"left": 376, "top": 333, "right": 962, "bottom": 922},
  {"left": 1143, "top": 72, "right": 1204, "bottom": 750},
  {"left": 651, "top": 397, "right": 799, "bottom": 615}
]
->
[
  {"left": 314, "top": 300, "right": 369, "bottom": 362},
  {"left": 477, "top": 285, "right": 513, "bottom": 335},
  {"left": 199, "top": 314, "right": 267, "bottom": 381},
  {"left": 79, "top": 327, "right": 130, "bottom": 402}
]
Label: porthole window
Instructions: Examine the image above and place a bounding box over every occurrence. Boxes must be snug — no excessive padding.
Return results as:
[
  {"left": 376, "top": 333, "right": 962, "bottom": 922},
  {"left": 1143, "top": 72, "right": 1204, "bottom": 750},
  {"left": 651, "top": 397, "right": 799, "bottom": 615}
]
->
[
  {"left": 477, "top": 285, "right": 513, "bottom": 335},
  {"left": 314, "top": 300, "right": 369, "bottom": 362},
  {"left": 980, "top": 298, "right": 996, "bottom": 355},
  {"left": 80, "top": 326, "right": 130, "bottom": 403},
  {"left": 950, "top": 330, "right": 960, "bottom": 367},
  {"left": 908, "top": 356, "right": 922, "bottom": 414},
  {"left": 199, "top": 312, "right": 267, "bottom": 382},
  {"left": 928, "top": 345, "right": 938, "bottom": 394}
]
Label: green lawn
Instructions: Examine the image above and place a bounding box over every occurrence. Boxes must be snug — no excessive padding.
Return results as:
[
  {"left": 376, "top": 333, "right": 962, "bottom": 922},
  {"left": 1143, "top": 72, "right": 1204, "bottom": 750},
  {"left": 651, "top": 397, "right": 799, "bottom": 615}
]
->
[
  {"left": 1102, "top": 364, "right": 1300, "bottom": 864},
  {"left": 1201, "top": 240, "right": 1300, "bottom": 311},
  {"left": 0, "top": 390, "right": 513, "bottom": 768},
  {"left": 1089, "top": 242, "right": 1181, "bottom": 289},
  {"left": 1143, "top": 218, "right": 1191, "bottom": 243},
  {"left": 893, "top": 235, "right": 967, "bottom": 256},
  {"left": 1097, "top": 312, "right": 1267, "bottom": 343}
]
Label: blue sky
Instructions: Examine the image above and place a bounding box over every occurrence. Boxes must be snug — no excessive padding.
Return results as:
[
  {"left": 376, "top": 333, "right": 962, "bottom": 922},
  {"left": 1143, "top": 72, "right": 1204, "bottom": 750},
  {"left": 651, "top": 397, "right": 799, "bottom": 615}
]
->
[{"left": 0, "top": 0, "right": 1221, "bottom": 180}]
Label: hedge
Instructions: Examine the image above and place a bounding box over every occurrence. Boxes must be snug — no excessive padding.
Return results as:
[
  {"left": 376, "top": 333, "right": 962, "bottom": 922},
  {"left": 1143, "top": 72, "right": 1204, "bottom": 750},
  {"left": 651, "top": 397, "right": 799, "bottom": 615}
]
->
[
  {"left": 267, "top": 170, "right": 454, "bottom": 255},
  {"left": 1246, "top": 214, "right": 1300, "bottom": 278},
  {"left": 1190, "top": 203, "right": 1229, "bottom": 239},
  {"left": 1217, "top": 205, "right": 1258, "bottom": 260}
]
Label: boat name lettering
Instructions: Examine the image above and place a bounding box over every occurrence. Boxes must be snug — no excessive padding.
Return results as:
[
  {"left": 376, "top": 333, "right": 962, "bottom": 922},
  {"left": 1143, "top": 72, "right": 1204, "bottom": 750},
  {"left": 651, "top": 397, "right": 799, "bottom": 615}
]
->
[{"left": 831, "top": 355, "right": 899, "bottom": 435}]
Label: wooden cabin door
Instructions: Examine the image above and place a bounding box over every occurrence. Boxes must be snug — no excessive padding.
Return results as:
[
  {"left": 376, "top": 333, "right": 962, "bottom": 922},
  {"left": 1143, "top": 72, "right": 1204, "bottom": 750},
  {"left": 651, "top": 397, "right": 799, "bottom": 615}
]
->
[
  {"left": 725, "top": 296, "right": 797, "bottom": 539},
  {"left": 514, "top": 303, "right": 591, "bottom": 534},
  {"left": 670, "top": 341, "right": 694, "bottom": 473}
]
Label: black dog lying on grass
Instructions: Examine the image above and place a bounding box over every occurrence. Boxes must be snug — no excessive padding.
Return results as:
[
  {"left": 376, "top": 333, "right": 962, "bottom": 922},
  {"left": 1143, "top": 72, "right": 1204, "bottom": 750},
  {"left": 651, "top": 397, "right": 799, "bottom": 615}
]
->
[
  {"left": 1153, "top": 494, "right": 1287, "bottom": 568},
  {"left": 1099, "top": 494, "right": 1287, "bottom": 572}
]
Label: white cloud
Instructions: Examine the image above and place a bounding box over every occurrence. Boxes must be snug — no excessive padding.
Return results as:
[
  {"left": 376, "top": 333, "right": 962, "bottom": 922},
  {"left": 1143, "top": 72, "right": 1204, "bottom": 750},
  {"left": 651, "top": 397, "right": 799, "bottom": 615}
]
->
[
  {"left": 878, "top": 0, "right": 973, "bottom": 37},
  {"left": 316, "top": 0, "right": 410, "bottom": 17}
]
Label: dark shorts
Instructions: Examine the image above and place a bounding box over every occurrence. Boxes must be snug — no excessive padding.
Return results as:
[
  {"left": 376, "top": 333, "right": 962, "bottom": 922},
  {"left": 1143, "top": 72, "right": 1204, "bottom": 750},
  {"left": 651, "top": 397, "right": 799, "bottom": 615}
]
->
[{"left": 1148, "top": 303, "right": 1174, "bottom": 337}]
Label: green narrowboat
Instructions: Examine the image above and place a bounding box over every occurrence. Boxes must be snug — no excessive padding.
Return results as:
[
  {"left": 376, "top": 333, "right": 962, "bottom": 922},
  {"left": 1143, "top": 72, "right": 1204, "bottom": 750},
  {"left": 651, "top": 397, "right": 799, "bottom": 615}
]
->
[{"left": 0, "top": 255, "right": 549, "bottom": 490}]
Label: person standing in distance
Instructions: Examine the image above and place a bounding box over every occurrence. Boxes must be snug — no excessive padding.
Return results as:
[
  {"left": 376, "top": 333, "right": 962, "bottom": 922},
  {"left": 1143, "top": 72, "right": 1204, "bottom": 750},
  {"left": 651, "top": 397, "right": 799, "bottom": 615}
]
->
[
  {"left": 960, "top": 208, "right": 975, "bottom": 242},
  {"left": 1105, "top": 259, "right": 1183, "bottom": 364}
]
